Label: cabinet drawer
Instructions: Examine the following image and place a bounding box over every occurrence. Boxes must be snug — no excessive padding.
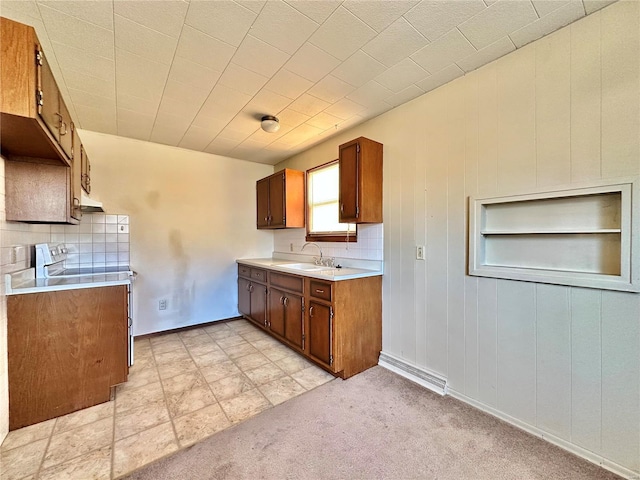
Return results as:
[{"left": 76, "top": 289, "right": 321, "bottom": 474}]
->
[
  {"left": 238, "top": 264, "right": 251, "bottom": 278},
  {"left": 270, "top": 272, "right": 303, "bottom": 293},
  {"left": 250, "top": 268, "right": 267, "bottom": 283},
  {"left": 309, "top": 280, "right": 332, "bottom": 302}
]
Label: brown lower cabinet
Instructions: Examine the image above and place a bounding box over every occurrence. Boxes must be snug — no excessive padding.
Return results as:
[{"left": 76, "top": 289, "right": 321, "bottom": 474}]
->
[
  {"left": 308, "top": 300, "right": 332, "bottom": 367},
  {"left": 238, "top": 266, "right": 267, "bottom": 328},
  {"left": 238, "top": 264, "right": 382, "bottom": 379},
  {"left": 7, "top": 285, "right": 129, "bottom": 430}
]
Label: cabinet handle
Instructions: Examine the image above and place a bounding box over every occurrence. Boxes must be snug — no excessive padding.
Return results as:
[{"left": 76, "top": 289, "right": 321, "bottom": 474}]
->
[
  {"left": 55, "top": 113, "right": 68, "bottom": 135},
  {"left": 73, "top": 197, "right": 80, "bottom": 207},
  {"left": 309, "top": 306, "right": 314, "bottom": 317},
  {"left": 284, "top": 297, "right": 289, "bottom": 307},
  {"left": 315, "top": 289, "right": 324, "bottom": 294},
  {"left": 340, "top": 204, "right": 344, "bottom": 213},
  {"left": 280, "top": 295, "right": 284, "bottom": 305},
  {"left": 264, "top": 217, "right": 268, "bottom": 222},
  {"left": 248, "top": 284, "right": 254, "bottom": 292}
]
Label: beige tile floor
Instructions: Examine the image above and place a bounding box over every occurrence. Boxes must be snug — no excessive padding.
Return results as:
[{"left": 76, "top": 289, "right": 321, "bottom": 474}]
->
[{"left": 1, "top": 319, "right": 335, "bottom": 480}]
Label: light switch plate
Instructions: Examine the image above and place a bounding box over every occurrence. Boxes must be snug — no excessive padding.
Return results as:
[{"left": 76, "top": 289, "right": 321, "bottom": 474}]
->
[{"left": 416, "top": 245, "right": 425, "bottom": 260}]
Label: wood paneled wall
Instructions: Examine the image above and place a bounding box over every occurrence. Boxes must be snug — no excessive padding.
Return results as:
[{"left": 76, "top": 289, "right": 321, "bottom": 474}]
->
[
  {"left": 383, "top": 2, "right": 639, "bottom": 474},
  {"left": 277, "top": 2, "right": 639, "bottom": 475}
]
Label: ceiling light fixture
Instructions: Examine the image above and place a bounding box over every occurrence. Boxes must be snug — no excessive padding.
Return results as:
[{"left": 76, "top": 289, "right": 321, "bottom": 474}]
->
[{"left": 261, "top": 115, "right": 280, "bottom": 133}]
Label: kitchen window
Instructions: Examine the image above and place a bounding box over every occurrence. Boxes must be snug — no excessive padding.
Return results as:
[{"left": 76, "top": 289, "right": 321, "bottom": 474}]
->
[{"left": 306, "top": 160, "right": 356, "bottom": 242}]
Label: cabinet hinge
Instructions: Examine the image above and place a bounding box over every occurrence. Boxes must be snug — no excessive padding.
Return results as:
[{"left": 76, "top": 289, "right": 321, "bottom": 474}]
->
[
  {"left": 36, "top": 89, "right": 43, "bottom": 112},
  {"left": 355, "top": 206, "right": 359, "bottom": 218},
  {"left": 329, "top": 307, "right": 334, "bottom": 321},
  {"left": 282, "top": 216, "right": 285, "bottom": 224},
  {"left": 329, "top": 354, "right": 334, "bottom": 365},
  {"left": 35, "top": 50, "right": 43, "bottom": 66},
  {"left": 356, "top": 143, "right": 360, "bottom": 153}
]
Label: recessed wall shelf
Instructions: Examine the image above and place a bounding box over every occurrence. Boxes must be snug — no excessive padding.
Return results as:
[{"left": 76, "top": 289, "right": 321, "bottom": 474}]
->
[{"left": 468, "top": 179, "right": 639, "bottom": 292}]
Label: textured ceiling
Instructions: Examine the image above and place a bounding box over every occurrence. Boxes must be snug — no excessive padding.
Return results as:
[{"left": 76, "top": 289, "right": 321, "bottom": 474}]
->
[{"left": 1, "top": 0, "right": 615, "bottom": 165}]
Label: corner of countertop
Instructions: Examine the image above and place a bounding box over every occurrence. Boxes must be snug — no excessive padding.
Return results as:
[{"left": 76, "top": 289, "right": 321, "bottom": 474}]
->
[{"left": 5, "top": 268, "right": 36, "bottom": 294}]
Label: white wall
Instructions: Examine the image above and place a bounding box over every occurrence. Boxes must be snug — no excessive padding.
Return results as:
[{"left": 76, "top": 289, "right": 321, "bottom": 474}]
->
[
  {"left": 79, "top": 131, "right": 274, "bottom": 335},
  {"left": 276, "top": 2, "right": 639, "bottom": 476}
]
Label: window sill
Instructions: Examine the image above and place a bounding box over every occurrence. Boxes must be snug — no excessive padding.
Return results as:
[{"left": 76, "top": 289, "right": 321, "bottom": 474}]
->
[{"left": 306, "top": 234, "right": 358, "bottom": 243}]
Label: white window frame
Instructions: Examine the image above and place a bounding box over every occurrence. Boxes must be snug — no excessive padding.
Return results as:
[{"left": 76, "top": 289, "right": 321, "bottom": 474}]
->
[{"left": 306, "top": 160, "right": 356, "bottom": 242}]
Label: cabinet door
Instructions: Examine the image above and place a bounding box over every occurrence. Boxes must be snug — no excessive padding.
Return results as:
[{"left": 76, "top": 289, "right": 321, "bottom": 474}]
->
[
  {"left": 7, "top": 286, "right": 128, "bottom": 430},
  {"left": 81, "top": 145, "right": 91, "bottom": 194},
  {"left": 70, "top": 124, "right": 82, "bottom": 220},
  {"left": 268, "top": 172, "right": 285, "bottom": 227},
  {"left": 284, "top": 293, "right": 304, "bottom": 350},
  {"left": 5, "top": 161, "right": 69, "bottom": 223},
  {"left": 308, "top": 301, "right": 333, "bottom": 368},
  {"left": 268, "top": 288, "right": 286, "bottom": 338},
  {"left": 256, "top": 177, "right": 270, "bottom": 228},
  {"left": 37, "top": 49, "right": 60, "bottom": 144},
  {"left": 238, "top": 278, "right": 251, "bottom": 317},
  {"left": 57, "top": 97, "right": 73, "bottom": 159},
  {"left": 339, "top": 140, "right": 359, "bottom": 223},
  {"left": 250, "top": 282, "right": 267, "bottom": 326}
]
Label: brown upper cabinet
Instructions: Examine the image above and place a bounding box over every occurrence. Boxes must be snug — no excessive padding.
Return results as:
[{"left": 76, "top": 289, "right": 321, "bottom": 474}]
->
[
  {"left": 257, "top": 169, "right": 305, "bottom": 229},
  {"left": 80, "top": 143, "right": 91, "bottom": 194},
  {"left": 38, "top": 49, "right": 73, "bottom": 160},
  {"left": 71, "top": 125, "right": 83, "bottom": 218},
  {"left": 339, "top": 137, "right": 383, "bottom": 224},
  {"left": 1, "top": 17, "right": 71, "bottom": 166},
  {"left": 5, "top": 159, "right": 80, "bottom": 223}
]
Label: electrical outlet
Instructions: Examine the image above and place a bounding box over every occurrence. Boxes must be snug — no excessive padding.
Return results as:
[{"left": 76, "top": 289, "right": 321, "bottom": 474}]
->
[
  {"left": 416, "top": 245, "right": 425, "bottom": 260},
  {"left": 159, "top": 299, "right": 167, "bottom": 310}
]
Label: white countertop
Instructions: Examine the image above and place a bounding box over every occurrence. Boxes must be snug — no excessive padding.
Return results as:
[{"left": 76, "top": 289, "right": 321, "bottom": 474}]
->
[
  {"left": 6, "top": 268, "right": 132, "bottom": 295},
  {"left": 236, "top": 257, "right": 383, "bottom": 281}
]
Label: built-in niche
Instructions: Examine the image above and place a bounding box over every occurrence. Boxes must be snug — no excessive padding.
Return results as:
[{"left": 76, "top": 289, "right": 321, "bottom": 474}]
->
[{"left": 468, "top": 179, "right": 639, "bottom": 292}]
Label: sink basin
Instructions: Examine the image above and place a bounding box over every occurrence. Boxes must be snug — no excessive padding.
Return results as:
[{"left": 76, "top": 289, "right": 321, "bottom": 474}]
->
[{"left": 281, "top": 263, "right": 326, "bottom": 271}]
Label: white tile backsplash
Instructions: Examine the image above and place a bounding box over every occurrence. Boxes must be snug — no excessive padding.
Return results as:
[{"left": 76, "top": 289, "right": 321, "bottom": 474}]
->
[
  {"left": 65, "top": 215, "right": 130, "bottom": 269},
  {"left": 273, "top": 223, "right": 383, "bottom": 261},
  {"left": 0, "top": 213, "right": 131, "bottom": 275}
]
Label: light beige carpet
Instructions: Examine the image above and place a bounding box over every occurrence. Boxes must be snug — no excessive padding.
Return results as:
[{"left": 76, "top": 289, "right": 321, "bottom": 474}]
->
[{"left": 124, "top": 366, "right": 621, "bottom": 480}]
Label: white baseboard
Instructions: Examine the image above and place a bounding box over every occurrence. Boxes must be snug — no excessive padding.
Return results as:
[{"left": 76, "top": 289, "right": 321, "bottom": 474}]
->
[
  {"left": 448, "top": 388, "right": 639, "bottom": 480},
  {"left": 378, "top": 351, "right": 447, "bottom": 396}
]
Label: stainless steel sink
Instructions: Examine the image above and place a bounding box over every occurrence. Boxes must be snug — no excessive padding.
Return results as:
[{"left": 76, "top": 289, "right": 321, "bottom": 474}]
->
[{"left": 280, "top": 263, "right": 326, "bottom": 271}]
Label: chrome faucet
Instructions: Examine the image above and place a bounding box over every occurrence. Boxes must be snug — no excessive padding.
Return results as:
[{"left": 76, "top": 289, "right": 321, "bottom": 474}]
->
[{"left": 301, "top": 242, "right": 323, "bottom": 265}]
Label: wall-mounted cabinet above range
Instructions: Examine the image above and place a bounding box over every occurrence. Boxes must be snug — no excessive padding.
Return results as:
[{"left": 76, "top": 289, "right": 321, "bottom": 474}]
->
[
  {"left": 0, "top": 17, "right": 71, "bottom": 165},
  {"left": 256, "top": 168, "right": 305, "bottom": 229},
  {"left": 0, "top": 16, "right": 94, "bottom": 224}
]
